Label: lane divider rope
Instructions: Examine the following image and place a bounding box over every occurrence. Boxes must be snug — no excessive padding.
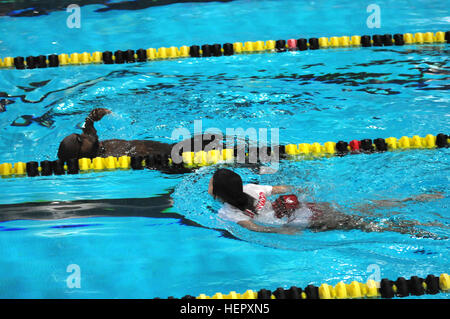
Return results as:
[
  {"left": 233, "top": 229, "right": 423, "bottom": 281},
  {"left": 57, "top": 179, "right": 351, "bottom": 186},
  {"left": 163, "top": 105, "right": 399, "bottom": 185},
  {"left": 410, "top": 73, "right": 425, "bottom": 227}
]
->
[
  {"left": 0, "top": 31, "right": 448, "bottom": 70},
  {"left": 170, "top": 273, "right": 450, "bottom": 300},
  {"left": 0, "top": 133, "right": 448, "bottom": 178}
]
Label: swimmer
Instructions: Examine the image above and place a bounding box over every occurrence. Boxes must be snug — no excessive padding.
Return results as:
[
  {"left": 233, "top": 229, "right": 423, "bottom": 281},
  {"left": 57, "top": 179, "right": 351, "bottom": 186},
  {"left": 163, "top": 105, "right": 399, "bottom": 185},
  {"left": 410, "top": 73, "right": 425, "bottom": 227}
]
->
[
  {"left": 57, "top": 108, "right": 223, "bottom": 164},
  {"left": 208, "top": 168, "right": 446, "bottom": 238}
]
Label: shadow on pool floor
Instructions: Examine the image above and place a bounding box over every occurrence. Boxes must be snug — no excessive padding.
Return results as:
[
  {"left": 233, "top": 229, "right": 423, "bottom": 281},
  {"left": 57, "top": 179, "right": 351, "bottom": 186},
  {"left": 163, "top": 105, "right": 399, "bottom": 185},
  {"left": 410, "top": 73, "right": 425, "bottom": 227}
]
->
[{"left": 0, "top": 192, "right": 239, "bottom": 240}]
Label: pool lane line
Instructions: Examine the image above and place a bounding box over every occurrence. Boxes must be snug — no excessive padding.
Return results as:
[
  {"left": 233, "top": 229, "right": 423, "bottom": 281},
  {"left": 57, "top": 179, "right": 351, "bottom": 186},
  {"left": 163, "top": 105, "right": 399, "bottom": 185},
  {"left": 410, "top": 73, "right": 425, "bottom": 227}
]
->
[
  {"left": 179, "top": 133, "right": 450, "bottom": 167},
  {"left": 0, "top": 132, "right": 448, "bottom": 178},
  {"left": 171, "top": 273, "right": 450, "bottom": 299},
  {"left": 0, "top": 31, "right": 448, "bottom": 70}
]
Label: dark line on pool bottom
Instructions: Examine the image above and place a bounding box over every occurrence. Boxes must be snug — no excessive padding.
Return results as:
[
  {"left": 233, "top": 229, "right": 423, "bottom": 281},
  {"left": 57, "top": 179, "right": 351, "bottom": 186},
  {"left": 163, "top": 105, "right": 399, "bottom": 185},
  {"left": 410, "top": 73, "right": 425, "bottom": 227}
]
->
[
  {"left": 0, "top": 194, "right": 239, "bottom": 241},
  {"left": 1, "top": 0, "right": 236, "bottom": 17}
]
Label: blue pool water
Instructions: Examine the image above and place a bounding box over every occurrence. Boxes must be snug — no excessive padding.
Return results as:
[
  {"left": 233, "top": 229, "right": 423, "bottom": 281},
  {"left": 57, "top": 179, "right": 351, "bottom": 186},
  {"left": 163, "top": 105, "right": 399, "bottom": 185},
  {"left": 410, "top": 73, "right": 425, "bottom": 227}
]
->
[{"left": 0, "top": 0, "right": 449, "bottom": 298}]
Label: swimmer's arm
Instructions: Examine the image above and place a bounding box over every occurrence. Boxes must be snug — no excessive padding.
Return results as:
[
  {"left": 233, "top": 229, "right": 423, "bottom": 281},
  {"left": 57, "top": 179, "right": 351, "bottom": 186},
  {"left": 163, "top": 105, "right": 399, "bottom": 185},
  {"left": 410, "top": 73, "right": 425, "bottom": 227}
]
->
[
  {"left": 271, "top": 185, "right": 293, "bottom": 195},
  {"left": 82, "top": 108, "right": 112, "bottom": 136},
  {"left": 238, "top": 220, "right": 298, "bottom": 235}
]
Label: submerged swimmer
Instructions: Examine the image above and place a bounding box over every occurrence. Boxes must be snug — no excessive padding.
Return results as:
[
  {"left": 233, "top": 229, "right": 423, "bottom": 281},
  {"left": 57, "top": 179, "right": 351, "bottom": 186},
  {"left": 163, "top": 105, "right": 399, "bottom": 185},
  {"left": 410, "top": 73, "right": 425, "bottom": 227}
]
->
[
  {"left": 57, "top": 108, "right": 221, "bottom": 163},
  {"left": 208, "top": 168, "right": 446, "bottom": 238}
]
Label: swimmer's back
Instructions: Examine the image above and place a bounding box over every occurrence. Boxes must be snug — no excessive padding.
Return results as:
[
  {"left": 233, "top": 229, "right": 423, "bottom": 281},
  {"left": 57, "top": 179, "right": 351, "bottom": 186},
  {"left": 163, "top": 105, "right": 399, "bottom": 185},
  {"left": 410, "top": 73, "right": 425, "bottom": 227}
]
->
[
  {"left": 99, "top": 139, "right": 173, "bottom": 158},
  {"left": 98, "top": 134, "right": 217, "bottom": 158}
]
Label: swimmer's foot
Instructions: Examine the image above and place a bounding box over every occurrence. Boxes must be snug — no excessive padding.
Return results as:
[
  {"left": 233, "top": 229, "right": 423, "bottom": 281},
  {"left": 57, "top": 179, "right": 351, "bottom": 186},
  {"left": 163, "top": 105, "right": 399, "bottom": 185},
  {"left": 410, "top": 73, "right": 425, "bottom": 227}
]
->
[
  {"left": 407, "top": 192, "right": 445, "bottom": 202},
  {"left": 370, "top": 199, "right": 406, "bottom": 208},
  {"left": 371, "top": 192, "right": 445, "bottom": 207}
]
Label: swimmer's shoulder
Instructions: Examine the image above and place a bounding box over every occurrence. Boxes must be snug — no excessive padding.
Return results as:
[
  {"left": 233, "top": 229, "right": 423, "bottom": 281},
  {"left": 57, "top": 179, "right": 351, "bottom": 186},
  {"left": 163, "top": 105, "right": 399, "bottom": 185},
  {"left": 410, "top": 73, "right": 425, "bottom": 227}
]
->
[{"left": 243, "top": 183, "right": 273, "bottom": 196}]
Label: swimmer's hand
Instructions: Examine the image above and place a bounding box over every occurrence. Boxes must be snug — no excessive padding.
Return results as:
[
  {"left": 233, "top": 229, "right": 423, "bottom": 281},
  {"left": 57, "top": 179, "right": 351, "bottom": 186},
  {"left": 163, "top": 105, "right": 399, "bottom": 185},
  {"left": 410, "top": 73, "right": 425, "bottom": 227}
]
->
[
  {"left": 88, "top": 108, "right": 112, "bottom": 122},
  {"left": 271, "top": 185, "right": 309, "bottom": 195},
  {"left": 271, "top": 185, "right": 293, "bottom": 195}
]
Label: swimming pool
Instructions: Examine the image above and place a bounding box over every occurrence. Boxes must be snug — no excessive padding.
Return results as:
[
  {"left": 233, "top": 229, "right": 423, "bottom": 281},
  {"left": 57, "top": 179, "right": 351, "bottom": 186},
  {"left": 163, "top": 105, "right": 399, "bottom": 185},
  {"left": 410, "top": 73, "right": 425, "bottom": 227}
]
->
[{"left": 0, "top": 0, "right": 449, "bottom": 299}]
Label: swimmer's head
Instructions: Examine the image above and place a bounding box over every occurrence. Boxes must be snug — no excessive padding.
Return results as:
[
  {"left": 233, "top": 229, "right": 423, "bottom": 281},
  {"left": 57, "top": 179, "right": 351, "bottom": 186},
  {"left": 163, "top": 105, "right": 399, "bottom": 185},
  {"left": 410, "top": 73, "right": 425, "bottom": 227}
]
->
[
  {"left": 209, "top": 168, "right": 243, "bottom": 199},
  {"left": 57, "top": 133, "right": 99, "bottom": 161},
  {"left": 209, "top": 168, "right": 254, "bottom": 213}
]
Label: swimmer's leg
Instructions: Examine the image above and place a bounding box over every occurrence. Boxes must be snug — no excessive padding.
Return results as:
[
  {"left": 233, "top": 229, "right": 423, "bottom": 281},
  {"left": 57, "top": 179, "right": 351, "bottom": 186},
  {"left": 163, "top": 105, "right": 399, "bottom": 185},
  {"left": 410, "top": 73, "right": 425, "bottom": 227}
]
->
[
  {"left": 351, "top": 192, "right": 445, "bottom": 214},
  {"left": 308, "top": 203, "right": 447, "bottom": 239},
  {"left": 355, "top": 218, "right": 447, "bottom": 240},
  {"left": 308, "top": 202, "right": 360, "bottom": 231}
]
